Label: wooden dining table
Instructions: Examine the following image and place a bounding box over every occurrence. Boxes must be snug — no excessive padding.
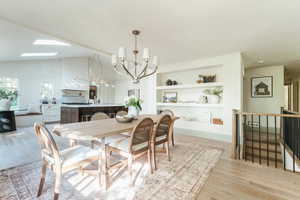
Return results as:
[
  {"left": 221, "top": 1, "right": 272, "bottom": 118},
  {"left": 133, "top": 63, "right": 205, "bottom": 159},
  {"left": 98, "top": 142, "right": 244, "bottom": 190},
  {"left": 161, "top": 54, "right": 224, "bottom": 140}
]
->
[{"left": 52, "top": 114, "right": 166, "bottom": 190}]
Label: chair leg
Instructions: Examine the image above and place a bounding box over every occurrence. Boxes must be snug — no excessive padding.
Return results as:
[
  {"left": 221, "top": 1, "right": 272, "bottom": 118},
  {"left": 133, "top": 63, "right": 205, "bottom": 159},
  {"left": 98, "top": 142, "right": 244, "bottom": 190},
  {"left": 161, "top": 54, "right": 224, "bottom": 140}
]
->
[
  {"left": 166, "top": 141, "right": 171, "bottom": 161},
  {"left": 171, "top": 130, "right": 175, "bottom": 147},
  {"left": 147, "top": 149, "right": 153, "bottom": 174},
  {"left": 128, "top": 154, "right": 134, "bottom": 186},
  {"left": 37, "top": 161, "right": 47, "bottom": 197},
  {"left": 162, "top": 143, "right": 166, "bottom": 151},
  {"left": 152, "top": 144, "right": 157, "bottom": 170},
  {"left": 54, "top": 166, "right": 62, "bottom": 200}
]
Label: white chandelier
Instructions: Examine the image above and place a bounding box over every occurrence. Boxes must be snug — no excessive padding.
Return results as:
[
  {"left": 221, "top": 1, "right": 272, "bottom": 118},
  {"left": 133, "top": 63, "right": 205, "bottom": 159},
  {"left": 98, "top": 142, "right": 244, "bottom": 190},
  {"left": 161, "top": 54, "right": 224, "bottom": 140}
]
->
[{"left": 111, "top": 30, "right": 158, "bottom": 84}]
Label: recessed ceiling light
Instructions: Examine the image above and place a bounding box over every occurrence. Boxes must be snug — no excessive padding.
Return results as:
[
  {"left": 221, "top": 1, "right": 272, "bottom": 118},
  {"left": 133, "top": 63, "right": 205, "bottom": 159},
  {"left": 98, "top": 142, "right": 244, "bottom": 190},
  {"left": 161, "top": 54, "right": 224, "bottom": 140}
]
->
[
  {"left": 33, "top": 39, "right": 70, "bottom": 46},
  {"left": 258, "top": 60, "right": 264, "bottom": 64},
  {"left": 21, "top": 52, "right": 58, "bottom": 57}
]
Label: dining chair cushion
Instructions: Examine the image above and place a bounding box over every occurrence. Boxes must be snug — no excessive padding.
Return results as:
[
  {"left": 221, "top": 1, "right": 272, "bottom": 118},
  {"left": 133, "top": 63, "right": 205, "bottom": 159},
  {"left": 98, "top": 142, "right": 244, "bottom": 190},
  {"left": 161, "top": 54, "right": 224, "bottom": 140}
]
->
[
  {"left": 155, "top": 135, "right": 167, "bottom": 142},
  {"left": 109, "top": 138, "right": 148, "bottom": 153},
  {"left": 60, "top": 145, "right": 98, "bottom": 168},
  {"left": 120, "top": 132, "right": 130, "bottom": 137}
]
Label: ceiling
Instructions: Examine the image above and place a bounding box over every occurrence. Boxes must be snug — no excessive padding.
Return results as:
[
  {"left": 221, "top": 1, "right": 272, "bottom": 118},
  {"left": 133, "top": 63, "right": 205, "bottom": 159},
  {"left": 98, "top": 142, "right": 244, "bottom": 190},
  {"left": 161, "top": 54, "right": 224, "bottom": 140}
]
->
[
  {"left": 0, "top": 18, "right": 120, "bottom": 82},
  {"left": 1, "top": 1, "right": 300, "bottom": 71},
  {"left": 0, "top": 19, "right": 96, "bottom": 61}
]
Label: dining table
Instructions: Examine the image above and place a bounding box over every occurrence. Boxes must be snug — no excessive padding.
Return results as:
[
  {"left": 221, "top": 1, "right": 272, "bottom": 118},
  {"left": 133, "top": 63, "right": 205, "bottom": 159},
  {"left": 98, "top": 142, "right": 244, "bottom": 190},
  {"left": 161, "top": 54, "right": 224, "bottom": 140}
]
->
[{"left": 52, "top": 114, "right": 170, "bottom": 190}]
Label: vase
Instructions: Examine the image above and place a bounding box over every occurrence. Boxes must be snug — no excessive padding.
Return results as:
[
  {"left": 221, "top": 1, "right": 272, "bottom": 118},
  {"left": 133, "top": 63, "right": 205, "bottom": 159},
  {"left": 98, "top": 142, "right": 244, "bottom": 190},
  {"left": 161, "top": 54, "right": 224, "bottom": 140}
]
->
[
  {"left": 0, "top": 99, "right": 12, "bottom": 111},
  {"left": 128, "top": 106, "right": 139, "bottom": 118},
  {"left": 209, "top": 95, "right": 220, "bottom": 104}
]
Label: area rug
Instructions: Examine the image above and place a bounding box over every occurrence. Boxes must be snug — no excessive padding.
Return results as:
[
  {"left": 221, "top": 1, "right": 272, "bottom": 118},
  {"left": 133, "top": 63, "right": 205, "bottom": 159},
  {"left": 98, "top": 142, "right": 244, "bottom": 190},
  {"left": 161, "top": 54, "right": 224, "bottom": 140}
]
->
[{"left": 0, "top": 142, "right": 222, "bottom": 200}]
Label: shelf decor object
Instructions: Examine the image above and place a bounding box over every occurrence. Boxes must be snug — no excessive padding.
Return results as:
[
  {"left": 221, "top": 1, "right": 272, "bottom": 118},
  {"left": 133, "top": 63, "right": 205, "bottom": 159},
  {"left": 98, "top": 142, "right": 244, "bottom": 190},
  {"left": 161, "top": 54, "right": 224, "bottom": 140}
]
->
[
  {"left": 111, "top": 30, "right": 159, "bottom": 84},
  {"left": 163, "top": 92, "right": 177, "bottom": 103},
  {"left": 203, "top": 87, "right": 223, "bottom": 104},
  {"left": 197, "top": 74, "right": 216, "bottom": 83}
]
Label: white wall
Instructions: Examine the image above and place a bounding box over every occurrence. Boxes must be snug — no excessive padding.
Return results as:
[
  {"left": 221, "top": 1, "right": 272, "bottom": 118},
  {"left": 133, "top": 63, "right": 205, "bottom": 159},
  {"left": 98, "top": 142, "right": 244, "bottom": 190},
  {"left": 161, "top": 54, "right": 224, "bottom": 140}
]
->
[
  {"left": 0, "top": 59, "right": 63, "bottom": 109},
  {"left": 98, "top": 85, "right": 115, "bottom": 104},
  {"left": 114, "top": 76, "right": 156, "bottom": 114},
  {"left": 244, "top": 65, "right": 285, "bottom": 114},
  {"left": 114, "top": 52, "right": 244, "bottom": 136}
]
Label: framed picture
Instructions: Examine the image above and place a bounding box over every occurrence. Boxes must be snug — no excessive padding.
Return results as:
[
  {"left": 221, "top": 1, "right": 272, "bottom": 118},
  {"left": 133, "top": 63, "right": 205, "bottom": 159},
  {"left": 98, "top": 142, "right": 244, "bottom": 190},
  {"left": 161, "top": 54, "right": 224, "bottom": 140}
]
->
[
  {"left": 163, "top": 92, "right": 177, "bottom": 103},
  {"left": 128, "top": 89, "right": 140, "bottom": 99},
  {"left": 251, "top": 76, "right": 273, "bottom": 98}
]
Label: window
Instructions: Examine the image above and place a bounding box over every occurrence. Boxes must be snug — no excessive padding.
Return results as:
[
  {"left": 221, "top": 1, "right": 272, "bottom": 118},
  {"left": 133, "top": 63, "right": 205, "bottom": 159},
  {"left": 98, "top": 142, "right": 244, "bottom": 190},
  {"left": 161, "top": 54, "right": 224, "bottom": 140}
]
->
[
  {"left": 41, "top": 82, "right": 54, "bottom": 100},
  {"left": 0, "top": 77, "right": 19, "bottom": 109}
]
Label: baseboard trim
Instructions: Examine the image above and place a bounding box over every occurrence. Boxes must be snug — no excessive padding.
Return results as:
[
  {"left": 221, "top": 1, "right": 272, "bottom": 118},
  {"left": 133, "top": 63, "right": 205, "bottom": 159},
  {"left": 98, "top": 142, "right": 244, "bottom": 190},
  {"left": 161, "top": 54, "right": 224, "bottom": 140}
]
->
[{"left": 174, "top": 128, "right": 231, "bottom": 142}]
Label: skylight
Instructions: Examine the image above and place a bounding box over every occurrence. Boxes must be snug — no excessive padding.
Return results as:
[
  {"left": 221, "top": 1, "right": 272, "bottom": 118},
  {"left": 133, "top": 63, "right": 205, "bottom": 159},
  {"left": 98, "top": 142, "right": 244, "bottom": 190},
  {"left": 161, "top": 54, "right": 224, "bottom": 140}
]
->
[
  {"left": 33, "top": 39, "right": 70, "bottom": 46},
  {"left": 21, "top": 52, "right": 58, "bottom": 57}
]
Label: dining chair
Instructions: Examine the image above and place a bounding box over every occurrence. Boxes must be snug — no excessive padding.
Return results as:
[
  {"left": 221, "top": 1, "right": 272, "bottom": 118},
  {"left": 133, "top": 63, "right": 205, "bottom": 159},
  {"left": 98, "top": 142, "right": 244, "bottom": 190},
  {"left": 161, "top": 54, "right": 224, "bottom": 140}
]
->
[
  {"left": 161, "top": 109, "right": 176, "bottom": 147},
  {"left": 108, "top": 117, "right": 154, "bottom": 186},
  {"left": 151, "top": 114, "right": 172, "bottom": 170},
  {"left": 91, "top": 112, "right": 110, "bottom": 121},
  {"left": 34, "top": 123, "right": 98, "bottom": 200}
]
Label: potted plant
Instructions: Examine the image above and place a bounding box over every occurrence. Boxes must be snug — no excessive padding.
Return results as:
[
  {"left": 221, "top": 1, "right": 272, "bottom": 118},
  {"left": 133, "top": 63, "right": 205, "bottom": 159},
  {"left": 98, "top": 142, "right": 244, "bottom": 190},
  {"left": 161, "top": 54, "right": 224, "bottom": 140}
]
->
[
  {"left": 125, "top": 96, "right": 142, "bottom": 118},
  {"left": 0, "top": 89, "right": 17, "bottom": 111},
  {"left": 203, "top": 87, "right": 223, "bottom": 104}
]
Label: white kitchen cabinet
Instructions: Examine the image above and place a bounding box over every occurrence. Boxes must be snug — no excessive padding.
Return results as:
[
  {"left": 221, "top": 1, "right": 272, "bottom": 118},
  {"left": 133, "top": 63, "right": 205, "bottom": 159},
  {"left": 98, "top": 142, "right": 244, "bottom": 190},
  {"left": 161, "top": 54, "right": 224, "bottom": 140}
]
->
[
  {"left": 42, "top": 104, "right": 61, "bottom": 123},
  {"left": 62, "top": 58, "right": 89, "bottom": 91}
]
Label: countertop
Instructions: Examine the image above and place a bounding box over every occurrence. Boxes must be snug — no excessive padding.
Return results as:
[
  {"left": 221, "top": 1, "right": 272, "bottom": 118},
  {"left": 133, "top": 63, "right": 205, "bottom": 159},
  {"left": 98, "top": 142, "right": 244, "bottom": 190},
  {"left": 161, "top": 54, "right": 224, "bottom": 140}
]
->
[{"left": 61, "top": 104, "right": 124, "bottom": 108}]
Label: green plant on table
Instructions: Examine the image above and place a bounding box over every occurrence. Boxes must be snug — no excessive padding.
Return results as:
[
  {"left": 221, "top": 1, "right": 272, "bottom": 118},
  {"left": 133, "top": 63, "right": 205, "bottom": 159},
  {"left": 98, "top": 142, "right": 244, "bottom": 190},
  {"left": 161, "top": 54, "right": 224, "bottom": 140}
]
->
[{"left": 125, "top": 96, "right": 142, "bottom": 111}]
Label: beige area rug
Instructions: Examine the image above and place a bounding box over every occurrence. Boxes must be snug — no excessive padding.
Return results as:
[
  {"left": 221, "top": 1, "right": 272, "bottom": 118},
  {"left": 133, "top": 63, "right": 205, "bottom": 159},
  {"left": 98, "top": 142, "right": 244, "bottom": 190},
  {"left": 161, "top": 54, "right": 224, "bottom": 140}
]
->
[{"left": 0, "top": 142, "right": 222, "bottom": 200}]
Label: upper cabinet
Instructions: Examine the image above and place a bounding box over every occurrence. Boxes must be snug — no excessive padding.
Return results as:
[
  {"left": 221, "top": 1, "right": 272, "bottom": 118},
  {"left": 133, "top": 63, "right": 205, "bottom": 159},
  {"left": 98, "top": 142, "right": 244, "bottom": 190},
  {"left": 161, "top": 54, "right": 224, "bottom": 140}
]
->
[{"left": 62, "top": 58, "right": 89, "bottom": 91}]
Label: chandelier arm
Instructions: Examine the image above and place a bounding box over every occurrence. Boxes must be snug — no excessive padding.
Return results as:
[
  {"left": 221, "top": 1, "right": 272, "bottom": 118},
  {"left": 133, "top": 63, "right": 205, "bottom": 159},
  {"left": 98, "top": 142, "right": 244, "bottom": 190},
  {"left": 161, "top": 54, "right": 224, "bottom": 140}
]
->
[
  {"left": 138, "top": 65, "right": 158, "bottom": 79},
  {"left": 121, "top": 63, "right": 135, "bottom": 80},
  {"left": 113, "top": 64, "right": 125, "bottom": 76},
  {"left": 137, "top": 60, "right": 149, "bottom": 78}
]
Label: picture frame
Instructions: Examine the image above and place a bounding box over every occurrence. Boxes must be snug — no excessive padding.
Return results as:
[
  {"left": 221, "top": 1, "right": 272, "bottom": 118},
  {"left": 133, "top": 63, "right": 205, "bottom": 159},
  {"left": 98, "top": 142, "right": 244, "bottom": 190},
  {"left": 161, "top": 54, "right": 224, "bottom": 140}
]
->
[
  {"left": 251, "top": 76, "right": 273, "bottom": 98},
  {"left": 128, "top": 89, "right": 140, "bottom": 99},
  {"left": 163, "top": 91, "right": 177, "bottom": 103}
]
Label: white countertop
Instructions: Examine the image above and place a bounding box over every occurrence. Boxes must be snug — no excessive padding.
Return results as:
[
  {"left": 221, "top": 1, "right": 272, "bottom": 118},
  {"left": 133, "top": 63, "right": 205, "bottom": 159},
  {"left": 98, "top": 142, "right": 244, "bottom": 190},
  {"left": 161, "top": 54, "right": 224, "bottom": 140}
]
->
[{"left": 61, "top": 104, "right": 124, "bottom": 108}]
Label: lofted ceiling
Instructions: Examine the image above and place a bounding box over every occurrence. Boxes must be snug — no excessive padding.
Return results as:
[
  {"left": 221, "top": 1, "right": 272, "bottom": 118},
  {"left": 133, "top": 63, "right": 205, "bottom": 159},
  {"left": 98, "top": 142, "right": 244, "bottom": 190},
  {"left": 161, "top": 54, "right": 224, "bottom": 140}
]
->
[
  {"left": 0, "top": 19, "right": 95, "bottom": 61},
  {"left": 1, "top": 0, "right": 300, "bottom": 71},
  {"left": 0, "top": 18, "right": 120, "bottom": 82}
]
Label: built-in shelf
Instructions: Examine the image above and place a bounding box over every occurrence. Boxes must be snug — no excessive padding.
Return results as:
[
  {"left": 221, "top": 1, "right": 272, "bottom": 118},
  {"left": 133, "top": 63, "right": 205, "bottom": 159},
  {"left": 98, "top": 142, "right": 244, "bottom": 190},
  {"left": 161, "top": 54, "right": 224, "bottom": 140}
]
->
[
  {"left": 156, "top": 102, "right": 223, "bottom": 108},
  {"left": 156, "top": 82, "right": 223, "bottom": 90}
]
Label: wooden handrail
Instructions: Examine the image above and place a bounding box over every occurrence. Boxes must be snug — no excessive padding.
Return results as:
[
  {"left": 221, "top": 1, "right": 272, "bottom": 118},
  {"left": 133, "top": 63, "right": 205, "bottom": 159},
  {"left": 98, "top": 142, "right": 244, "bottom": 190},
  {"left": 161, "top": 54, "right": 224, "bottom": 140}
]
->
[
  {"left": 235, "top": 111, "right": 300, "bottom": 118},
  {"left": 232, "top": 109, "right": 300, "bottom": 172}
]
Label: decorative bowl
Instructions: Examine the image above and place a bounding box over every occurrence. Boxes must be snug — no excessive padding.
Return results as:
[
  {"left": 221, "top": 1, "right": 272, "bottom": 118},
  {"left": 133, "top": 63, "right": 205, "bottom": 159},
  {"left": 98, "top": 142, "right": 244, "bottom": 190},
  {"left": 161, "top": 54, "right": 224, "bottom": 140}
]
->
[{"left": 115, "top": 115, "right": 134, "bottom": 123}]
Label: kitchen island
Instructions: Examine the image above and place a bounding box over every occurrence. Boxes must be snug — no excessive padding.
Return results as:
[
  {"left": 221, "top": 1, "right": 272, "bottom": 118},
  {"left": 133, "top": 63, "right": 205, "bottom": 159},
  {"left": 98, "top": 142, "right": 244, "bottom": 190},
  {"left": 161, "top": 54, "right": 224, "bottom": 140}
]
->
[{"left": 60, "top": 104, "right": 126, "bottom": 124}]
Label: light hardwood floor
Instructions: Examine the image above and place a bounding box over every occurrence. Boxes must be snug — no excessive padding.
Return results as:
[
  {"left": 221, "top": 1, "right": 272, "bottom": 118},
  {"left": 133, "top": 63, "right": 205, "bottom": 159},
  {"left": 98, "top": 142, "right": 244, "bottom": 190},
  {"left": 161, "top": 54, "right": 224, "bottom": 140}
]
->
[
  {"left": 175, "top": 135, "right": 300, "bottom": 200},
  {"left": 1, "top": 128, "right": 300, "bottom": 199}
]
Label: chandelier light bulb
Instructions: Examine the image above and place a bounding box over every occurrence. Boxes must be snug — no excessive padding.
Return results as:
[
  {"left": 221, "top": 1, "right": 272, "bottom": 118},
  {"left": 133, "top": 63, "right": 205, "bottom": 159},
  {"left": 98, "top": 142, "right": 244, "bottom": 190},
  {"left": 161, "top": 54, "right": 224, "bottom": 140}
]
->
[
  {"left": 153, "top": 56, "right": 159, "bottom": 66},
  {"left": 118, "top": 47, "right": 126, "bottom": 58},
  {"left": 111, "top": 54, "right": 117, "bottom": 65},
  {"left": 143, "top": 48, "right": 150, "bottom": 59}
]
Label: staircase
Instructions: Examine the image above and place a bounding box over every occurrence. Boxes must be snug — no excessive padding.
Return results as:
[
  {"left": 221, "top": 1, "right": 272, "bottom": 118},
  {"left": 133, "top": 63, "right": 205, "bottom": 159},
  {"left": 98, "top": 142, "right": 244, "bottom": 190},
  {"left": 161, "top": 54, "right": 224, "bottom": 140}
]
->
[{"left": 244, "top": 128, "right": 283, "bottom": 168}]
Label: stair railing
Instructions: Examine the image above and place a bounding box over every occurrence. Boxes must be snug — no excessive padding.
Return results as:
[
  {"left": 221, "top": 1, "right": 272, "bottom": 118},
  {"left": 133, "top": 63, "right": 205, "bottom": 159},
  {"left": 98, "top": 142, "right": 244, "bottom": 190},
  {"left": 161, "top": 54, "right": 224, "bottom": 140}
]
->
[{"left": 232, "top": 109, "right": 300, "bottom": 173}]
